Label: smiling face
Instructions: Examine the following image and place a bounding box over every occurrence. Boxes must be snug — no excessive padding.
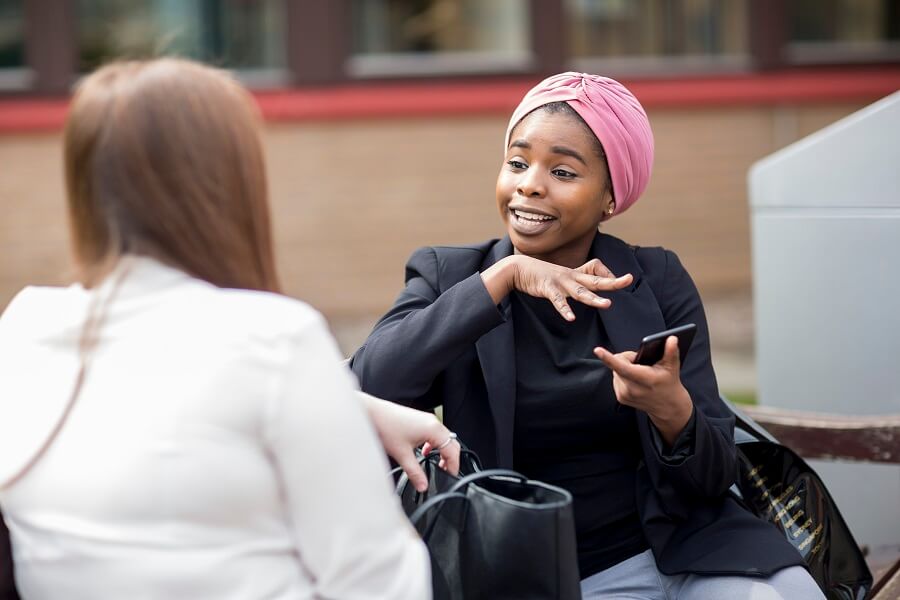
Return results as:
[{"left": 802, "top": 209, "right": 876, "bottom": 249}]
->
[{"left": 496, "top": 106, "right": 614, "bottom": 268}]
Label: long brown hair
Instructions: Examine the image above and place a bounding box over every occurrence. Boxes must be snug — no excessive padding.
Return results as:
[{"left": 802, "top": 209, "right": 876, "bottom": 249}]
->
[{"left": 64, "top": 58, "right": 280, "bottom": 292}]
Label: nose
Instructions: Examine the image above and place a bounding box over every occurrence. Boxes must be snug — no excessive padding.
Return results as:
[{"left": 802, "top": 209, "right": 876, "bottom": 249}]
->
[{"left": 516, "top": 167, "right": 546, "bottom": 198}]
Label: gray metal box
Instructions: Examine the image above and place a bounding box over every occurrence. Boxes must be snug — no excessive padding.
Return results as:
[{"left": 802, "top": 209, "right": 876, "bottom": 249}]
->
[{"left": 749, "top": 92, "right": 900, "bottom": 552}]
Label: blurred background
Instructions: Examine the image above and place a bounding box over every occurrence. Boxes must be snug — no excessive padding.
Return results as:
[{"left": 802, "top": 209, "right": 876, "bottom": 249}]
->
[{"left": 1, "top": 0, "right": 899, "bottom": 400}]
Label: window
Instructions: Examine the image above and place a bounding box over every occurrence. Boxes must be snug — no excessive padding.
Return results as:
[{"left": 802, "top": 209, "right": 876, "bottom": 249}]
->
[
  {"left": 566, "top": 0, "right": 749, "bottom": 74},
  {"left": 349, "top": 0, "right": 532, "bottom": 77},
  {"left": 788, "top": 0, "right": 900, "bottom": 63},
  {"left": 0, "top": 0, "right": 26, "bottom": 89},
  {"left": 77, "top": 0, "right": 285, "bottom": 83},
  {"left": 1, "top": 0, "right": 897, "bottom": 97}
]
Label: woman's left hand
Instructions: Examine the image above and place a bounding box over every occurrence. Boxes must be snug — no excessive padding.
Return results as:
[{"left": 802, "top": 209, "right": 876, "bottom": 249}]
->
[{"left": 594, "top": 336, "right": 694, "bottom": 446}]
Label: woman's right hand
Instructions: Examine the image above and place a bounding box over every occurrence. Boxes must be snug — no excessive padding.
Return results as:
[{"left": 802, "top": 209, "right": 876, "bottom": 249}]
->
[
  {"left": 360, "top": 392, "right": 460, "bottom": 492},
  {"left": 481, "top": 255, "right": 633, "bottom": 321}
]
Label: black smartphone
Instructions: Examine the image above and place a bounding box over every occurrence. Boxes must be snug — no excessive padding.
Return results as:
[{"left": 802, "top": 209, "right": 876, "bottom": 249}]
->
[{"left": 633, "top": 323, "right": 697, "bottom": 366}]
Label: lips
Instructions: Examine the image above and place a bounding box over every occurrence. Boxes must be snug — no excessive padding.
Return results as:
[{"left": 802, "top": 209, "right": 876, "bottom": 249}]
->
[{"left": 509, "top": 206, "right": 556, "bottom": 235}]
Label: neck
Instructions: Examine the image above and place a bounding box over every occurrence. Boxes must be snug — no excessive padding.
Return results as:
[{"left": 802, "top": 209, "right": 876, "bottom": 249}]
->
[
  {"left": 514, "top": 232, "right": 597, "bottom": 269},
  {"left": 77, "top": 253, "right": 123, "bottom": 289}
]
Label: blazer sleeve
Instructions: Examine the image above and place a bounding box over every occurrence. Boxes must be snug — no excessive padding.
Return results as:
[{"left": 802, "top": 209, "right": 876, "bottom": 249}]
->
[
  {"left": 350, "top": 247, "right": 505, "bottom": 409},
  {"left": 264, "top": 313, "right": 430, "bottom": 600},
  {"left": 637, "top": 248, "right": 738, "bottom": 507}
]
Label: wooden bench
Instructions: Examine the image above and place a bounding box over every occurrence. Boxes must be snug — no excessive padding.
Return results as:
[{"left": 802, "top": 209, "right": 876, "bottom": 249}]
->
[{"left": 738, "top": 404, "right": 900, "bottom": 599}]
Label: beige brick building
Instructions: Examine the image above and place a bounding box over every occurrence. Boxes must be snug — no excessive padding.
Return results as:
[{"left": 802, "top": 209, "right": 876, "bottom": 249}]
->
[{"left": 0, "top": 100, "right": 865, "bottom": 383}]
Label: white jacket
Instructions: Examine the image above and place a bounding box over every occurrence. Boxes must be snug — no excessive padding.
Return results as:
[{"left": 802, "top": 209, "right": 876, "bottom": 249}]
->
[{"left": 0, "top": 256, "right": 429, "bottom": 599}]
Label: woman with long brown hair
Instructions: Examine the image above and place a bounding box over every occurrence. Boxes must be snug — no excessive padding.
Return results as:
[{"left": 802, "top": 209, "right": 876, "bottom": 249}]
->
[{"left": 0, "top": 58, "right": 451, "bottom": 599}]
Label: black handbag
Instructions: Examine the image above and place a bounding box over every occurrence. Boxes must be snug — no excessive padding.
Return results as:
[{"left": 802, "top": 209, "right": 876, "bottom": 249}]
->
[
  {"left": 731, "top": 404, "right": 873, "bottom": 600},
  {"left": 407, "top": 467, "right": 582, "bottom": 600},
  {"left": 0, "top": 512, "right": 18, "bottom": 600}
]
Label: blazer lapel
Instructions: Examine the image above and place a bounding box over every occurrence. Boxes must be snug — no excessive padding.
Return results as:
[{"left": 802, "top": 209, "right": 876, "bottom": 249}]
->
[
  {"left": 474, "top": 237, "right": 517, "bottom": 468},
  {"left": 591, "top": 233, "right": 667, "bottom": 353},
  {"left": 471, "top": 233, "right": 667, "bottom": 468}
]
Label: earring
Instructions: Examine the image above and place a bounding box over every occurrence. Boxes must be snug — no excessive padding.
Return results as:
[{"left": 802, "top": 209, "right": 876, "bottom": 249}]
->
[{"left": 605, "top": 203, "right": 615, "bottom": 217}]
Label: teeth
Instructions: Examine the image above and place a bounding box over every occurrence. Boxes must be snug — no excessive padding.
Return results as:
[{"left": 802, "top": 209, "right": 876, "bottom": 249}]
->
[{"left": 514, "top": 209, "right": 553, "bottom": 222}]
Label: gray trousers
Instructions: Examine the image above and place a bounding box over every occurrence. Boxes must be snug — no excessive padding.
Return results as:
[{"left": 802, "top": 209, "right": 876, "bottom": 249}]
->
[{"left": 580, "top": 549, "right": 825, "bottom": 600}]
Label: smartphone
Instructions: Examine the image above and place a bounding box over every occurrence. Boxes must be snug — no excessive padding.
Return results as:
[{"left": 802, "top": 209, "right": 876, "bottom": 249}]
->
[{"left": 633, "top": 323, "right": 697, "bottom": 366}]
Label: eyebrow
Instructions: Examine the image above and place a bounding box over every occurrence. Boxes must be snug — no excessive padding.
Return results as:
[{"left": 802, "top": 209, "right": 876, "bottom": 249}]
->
[
  {"left": 550, "top": 145, "right": 587, "bottom": 166},
  {"left": 508, "top": 139, "right": 587, "bottom": 166}
]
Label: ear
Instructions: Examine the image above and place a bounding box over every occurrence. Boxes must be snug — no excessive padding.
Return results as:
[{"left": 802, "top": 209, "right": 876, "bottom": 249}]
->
[{"left": 600, "top": 191, "right": 616, "bottom": 222}]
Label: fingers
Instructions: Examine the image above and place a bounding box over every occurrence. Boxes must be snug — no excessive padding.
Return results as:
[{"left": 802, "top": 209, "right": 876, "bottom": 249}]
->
[
  {"left": 595, "top": 346, "right": 651, "bottom": 410},
  {"left": 573, "top": 271, "right": 632, "bottom": 292},
  {"left": 514, "top": 256, "right": 633, "bottom": 320},
  {"left": 545, "top": 272, "right": 634, "bottom": 319},
  {"left": 566, "top": 278, "right": 611, "bottom": 309},
  {"left": 438, "top": 436, "right": 460, "bottom": 476},
  {"left": 571, "top": 271, "right": 631, "bottom": 301},
  {"left": 396, "top": 449, "right": 429, "bottom": 492},
  {"left": 595, "top": 341, "right": 688, "bottom": 420},
  {"left": 607, "top": 273, "right": 634, "bottom": 290},
  {"left": 575, "top": 259, "right": 634, "bottom": 290},
  {"left": 548, "top": 289, "right": 576, "bottom": 321},
  {"left": 576, "top": 258, "right": 614, "bottom": 278},
  {"left": 423, "top": 424, "right": 461, "bottom": 476},
  {"left": 659, "top": 336, "right": 681, "bottom": 370},
  {"left": 620, "top": 350, "right": 637, "bottom": 363},
  {"left": 594, "top": 346, "right": 649, "bottom": 383}
]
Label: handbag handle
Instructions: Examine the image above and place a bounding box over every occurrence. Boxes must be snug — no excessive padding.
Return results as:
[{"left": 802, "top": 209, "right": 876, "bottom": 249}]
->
[
  {"left": 409, "top": 491, "right": 469, "bottom": 527},
  {"left": 409, "top": 470, "right": 529, "bottom": 543},
  {"left": 393, "top": 446, "right": 482, "bottom": 495},
  {"left": 448, "top": 468, "right": 526, "bottom": 494},
  {"left": 408, "top": 491, "right": 470, "bottom": 543},
  {"left": 392, "top": 446, "right": 482, "bottom": 478}
]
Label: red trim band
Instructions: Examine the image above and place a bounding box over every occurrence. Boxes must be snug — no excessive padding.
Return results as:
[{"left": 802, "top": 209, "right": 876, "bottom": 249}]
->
[{"left": 1, "top": 67, "right": 898, "bottom": 134}]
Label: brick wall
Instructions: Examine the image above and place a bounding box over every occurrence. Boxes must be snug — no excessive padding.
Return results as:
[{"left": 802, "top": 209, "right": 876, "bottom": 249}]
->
[{"left": 0, "top": 102, "right": 862, "bottom": 356}]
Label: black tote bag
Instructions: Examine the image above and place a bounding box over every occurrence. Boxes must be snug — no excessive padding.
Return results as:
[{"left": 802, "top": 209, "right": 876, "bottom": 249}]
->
[
  {"left": 409, "top": 468, "right": 582, "bottom": 600},
  {"left": 0, "top": 511, "right": 18, "bottom": 600},
  {"left": 734, "top": 441, "right": 872, "bottom": 600},
  {"left": 729, "top": 401, "right": 873, "bottom": 600}
]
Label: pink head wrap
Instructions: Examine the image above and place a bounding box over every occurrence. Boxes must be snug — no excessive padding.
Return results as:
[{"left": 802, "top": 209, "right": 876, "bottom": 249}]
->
[{"left": 505, "top": 72, "right": 654, "bottom": 218}]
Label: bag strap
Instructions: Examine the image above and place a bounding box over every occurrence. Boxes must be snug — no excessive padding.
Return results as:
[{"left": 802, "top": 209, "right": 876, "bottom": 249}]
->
[
  {"left": 409, "top": 470, "right": 527, "bottom": 541},
  {"left": 393, "top": 446, "right": 482, "bottom": 495},
  {"left": 448, "top": 468, "right": 525, "bottom": 494},
  {"left": 0, "top": 258, "right": 133, "bottom": 491},
  {"left": 392, "top": 453, "right": 433, "bottom": 494},
  {"left": 409, "top": 491, "right": 469, "bottom": 528}
]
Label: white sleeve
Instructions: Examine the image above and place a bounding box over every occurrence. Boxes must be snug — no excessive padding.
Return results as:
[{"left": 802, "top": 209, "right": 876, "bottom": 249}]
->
[{"left": 264, "top": 314, "right": 430, "bottom": 600}]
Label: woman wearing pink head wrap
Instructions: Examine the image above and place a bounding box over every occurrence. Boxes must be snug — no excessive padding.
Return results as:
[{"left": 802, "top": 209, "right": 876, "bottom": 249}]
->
[
  {"left": 504, "top": 71, "right": 654, "bottom": 220},
  {"left": 352, "top": 73, "right": 823, "bottom": 599}
]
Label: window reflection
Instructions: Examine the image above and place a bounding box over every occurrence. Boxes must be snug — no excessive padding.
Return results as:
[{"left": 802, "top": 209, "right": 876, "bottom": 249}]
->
[
  {"left": 77, "top": 0, "right": 285, "bottom": 74},
  {"left": 788, "top": 0, "right": 900, "bottom": 63},
  {"left": 349, "top": 0, "right": 531, "bottom": 76},
  {"left": 566, "top": 0, "right": 748, "bottom": 70},
  {"left": 0, "top": 0, "right": 24, "bottom": 69}
]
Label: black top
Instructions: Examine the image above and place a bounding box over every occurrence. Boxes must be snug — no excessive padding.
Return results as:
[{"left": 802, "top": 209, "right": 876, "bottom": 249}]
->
[{"left": 511, "top": 292, "right": 648, "bottom": 577}]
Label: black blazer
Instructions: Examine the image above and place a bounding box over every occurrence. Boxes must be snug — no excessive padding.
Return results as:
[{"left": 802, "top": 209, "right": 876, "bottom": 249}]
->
[{"left": 351, "top": 232, "right": 804, "bottom": 576}]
